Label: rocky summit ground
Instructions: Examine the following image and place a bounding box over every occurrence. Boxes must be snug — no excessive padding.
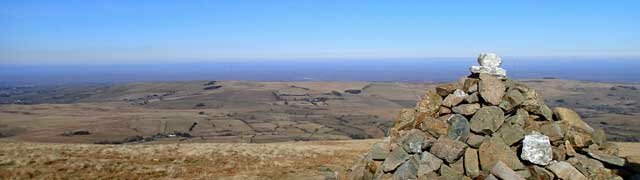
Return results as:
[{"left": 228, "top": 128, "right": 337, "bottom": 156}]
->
[{"left": 0, "top": 140, "right": 638, "bottom": 179}]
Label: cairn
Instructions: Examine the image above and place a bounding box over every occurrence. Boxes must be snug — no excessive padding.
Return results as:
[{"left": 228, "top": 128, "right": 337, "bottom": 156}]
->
[{"left": 347, "top": 53, "right": 636, "bottom": 180}]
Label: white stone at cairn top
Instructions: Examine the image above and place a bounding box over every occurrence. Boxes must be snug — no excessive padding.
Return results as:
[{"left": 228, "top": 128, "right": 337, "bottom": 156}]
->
[{"left": 470, "top": 53, "right": 507, "bottom": 79}]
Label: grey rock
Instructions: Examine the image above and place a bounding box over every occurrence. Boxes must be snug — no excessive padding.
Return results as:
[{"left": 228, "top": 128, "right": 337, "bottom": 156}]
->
[
  {"left": 399, "top": 129, "right": 425, "bottom": 154},
  {"left": 567, "top": 154, "right": 613, "bottom": 179},
  {"left": 430, "top": 137, "right": 468, "bottom": 163},
  {"left": 485, "top": 174, "right": 499, "bottom": 180},
  {"left": 417, "top": 152, "right": 443, "bottom": 177},
  {"left": 465, "top": 92, "right": 480, "bottom": 103},
  {"left": 370, "top": 142, "right": 390, "bottom": 160},
  {"left": 439, "top": 164, "right": 470, "bottom": 180},
  {"left": 521, "top": 89, "right": 553, "bottom": 121},
  {"left": 585, "top": 149, "right": 626, "bottom": 167},
  {"left": 382, "top": 145, "right": 410, "bottom": 172},
  {"left": 479, "top": 73, "right": 506, "bottom": 105},
  {"left": 452, "top": 103, "right": 480, "bottom": 116},
  {"left": 491, "top": 161, "right": 525, "bottom": 180},
  {"left": 447, "top": 114, "right": 471, "bottom": 141},
  {"left": 393, "top": 155, "right": 419, "bottom": 180},
  {"left": 462, "top": 78, "right": 479, "bottom": 93},
  {"left": 465, "top": 134, "right": 486, "bottom": 148},
  {"left": 464, "top": 148, "right": 480, "bottom": 178},
  {"left": 442, "top": 89, "right": 467, "bottom": 107},
  {"left": 470, "top": 106, "right": 505, "bottom": 134},
  {"left": 496, "top": 123, "right": 525, "bottom": 146},
  {"left": 546, "top": 161, "right": 588, "bottom": 180},
  {"left": 521, "top": 132, "right": 553, "bottom": 166},
  {"left": 539, "top": 122, "right": 565, "bottom": 142},
  {"left": 505, "top": 108, "right": 528, "bottom": 128}
]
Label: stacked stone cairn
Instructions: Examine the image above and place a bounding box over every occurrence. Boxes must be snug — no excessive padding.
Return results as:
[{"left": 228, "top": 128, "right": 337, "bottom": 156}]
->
[{"left": 347, "top": 53, "right": 638, "bottom": 180}]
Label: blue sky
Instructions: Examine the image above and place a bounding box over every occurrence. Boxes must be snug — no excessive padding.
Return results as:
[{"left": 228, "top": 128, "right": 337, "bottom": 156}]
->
[{"left": 1, "top": 0, "right": 638, "bottom": 64}]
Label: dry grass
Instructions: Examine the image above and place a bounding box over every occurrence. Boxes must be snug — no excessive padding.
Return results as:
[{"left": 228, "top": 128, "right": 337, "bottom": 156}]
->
[{"left": 0, "top": 139, "right": 378, "bottom": 179}]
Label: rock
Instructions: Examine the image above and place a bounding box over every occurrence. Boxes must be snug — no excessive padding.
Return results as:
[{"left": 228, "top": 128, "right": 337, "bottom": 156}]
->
[
  {"left": 417, "top": 152, "right": 443, "bottom": 177},
  {"left": 447, "top": 114, "right": 471, "bottom": 141},
  {"left": 464, "top": 148, "right": 480, "bottom": 178},
  {"left": 539, "top": 122, "right": 565, "bottom": 142},
  {"left": 392, "top": 108, "right": 416, "bottom": 132},
  {"left": 516, "top": 168, "right": 532, "bottom": 179},
  {"left": 599, "top": 142, "right": 620, "bottom": 156},
  {"left": 382, "top": 145, "right": 410, "bottom": 172},
  {"left": 496, "top": 123, "right": 525, "bottom": 146},
  {"left": 585, "top": 149, "right": 626, "bottom": 167},
  {"left": 521, "top": 132, "right": 553, "bottom": 166},
  {"left": 485, "top": 174, "right": 499, "bottom": 180},
  {"left": 530, "top": 165, "right": 555, "bottom": 180},
  {"left": 436, "top": 84, "right": 459, "bottom": 97},
  {"left": 464, "top": 92, "right": 480, "bottom": 103},
  {"left": 419, "top": 116, "right": 449, "bottom": 138},
  {"left": 478, "top": 73, "right": 506, "bottom": 105},
  {"left": 505, "top": 109, "right": 528, "bottom": 128},
  {"left": 430, "top": 137, "right": 468, "bottom": 163},
  {"left": 370, "top": 142, "right": 390, "bottom": 160},
  {"left": 565, "top": 131, "right": 592, "bottom": 148},
  {"left": 463, "top": 78, "right": 480, "bottom": 93},
  {"left": 553, "top": 144, "right": 567, "bottom": 161},
  {"left": 626, "top": 155, "right": 640, "bottom": 172},
  {"left": 439, "top": 106, "right": 452, "bottom": 115},
  {"left": 592, "top": 128, "right": 606, "bottom": 145},
  {"left": 416, "top": 90, "right": 443, "bottom": 117},
  {"left": 465, "top": 134, "right": 486, "bottom": 148},
  {"left": 470, "top": 53, "right": 507, "bottom": 78},
  {"left": 503, "top": 89, "right": 525, "bottom": 110},
  {"left": 490, "top": 161, "right": 525, "bottom": 180},
  {"left": 451, "top": 158, "right": 465, "bottom": 173},
  {"left": 554, "top": 107, "right": 594, "bottom": 133},
  {"left": 521, "top": 90, "right": 552, "bottom": 120},
  {"left": 399, "top": 129, "right": 425, "bottom": 154},
  {"left": 439, "top": 164, "right": 470, "bottom": 180},
  {"left": 567, "top": 154, "right": 618, "bottom": 179},
  {"left": 452, "top": 103, "right": 480, "bottom": 116},
  {"left": 479, "top": 136, "right": 525, "bottom": 171},
  {"left": 470, "top": 106, "right": 505, "bottom": 134},
  {"left": 442, "top": 89, "right": 467, "bottom": 107},
  {"left": 565, "top": 140, "right": 577, "bottom": 157},
  {"left": 393, "top": 155, "right": 419, "bottom": 180},
  {"left": 546, "top": 161, "right": 588, "bottom": 180}
]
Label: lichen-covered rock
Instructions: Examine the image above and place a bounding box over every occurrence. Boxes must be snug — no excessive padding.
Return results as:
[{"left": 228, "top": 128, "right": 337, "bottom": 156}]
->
[
  {"left": 546, "top": 161, "right": 588, "bottom": 180},
  {"left": 465, "top": 92, "right": 480, "bottom": 103},
  {"left": 417, "top": 152, "right": 443, "bottom": 177},
  {"left": 530, "top": 165, "right": 555, "bottom": 180},
  {"left": 447, "top": 114, "right": 471, "bottom": 141},
  {"left": 398, "top": 129, "right": 425, "bottom": 154},
  {"left": 464, "top": 148, "right": 480, "bottom": 178},
  {"left": 585, "top": 149, "right": 626, "bottom": 167},
  {"left": 496, "top": 123, "right": 525, "bottom": 146},
  {"left": 392, "top": 108, "right": 416, "bottom": 132},
  {"left": 392, "top": 155, "right": 418, "bottom": 180},
  {"left": 370, "top": 142, "right": 390, "bottom": 160},
  {"left": 490, "top": 161, "right": 525, "bottom": 180},
  {"left": 439, "top": 164, "right": 471, "bottom": 180},
  {"left": 470, "top": 106, "right": 505, "bottom": 134},
  {"left": 430, "top": 137, "right": 468, "bottom": 163},
  {"left": 478, "top": 73, "right": 506, "bottom": 105},
  {"left": 419, "top": 116, "right": 449, "bottom": 138},
  {"left": 436, "top": 84, "right": 459, "bottom": 97},
  {"left": 442, "top": 89, "right": 467, "bottom": 107},
  {"left": 521, "top": 132, "right": 553, "bottom": 166},
  {"left": 479, "top": 136, "right": 525, "bottom": 171},
  {"left": 452, "top": 103, "right": 480, "bottom": 116},
  {"left": 382, "top": 145, "right": 410, "bottom": 172},
  {"left": 462, "top": 78, "right": 479, "bottom": 93},
  {"left": 465, "top": 134, "right": 486, "bottom": 148},
  {"left": 554, "top": 107, "right": 594, "bottom": 133},
  {"left": 540, "top": 122, "right": 565, "bottom": 142},
  {"left": 416, "top": 90, "right": 443, "bottom": 117}
]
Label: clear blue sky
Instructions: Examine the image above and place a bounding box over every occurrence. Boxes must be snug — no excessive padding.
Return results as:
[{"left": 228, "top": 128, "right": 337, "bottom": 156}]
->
[{"left": 1, "top": 0, "right": 638, "bottom": 64}]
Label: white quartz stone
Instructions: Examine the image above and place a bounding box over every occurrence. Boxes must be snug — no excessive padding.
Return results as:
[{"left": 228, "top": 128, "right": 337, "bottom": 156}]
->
[
  {"left": 470, "top": 53, "right": 507, "bottom": 78},
  {"left": 521, "top": 132, "right": 553, "bottom": 166}
]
